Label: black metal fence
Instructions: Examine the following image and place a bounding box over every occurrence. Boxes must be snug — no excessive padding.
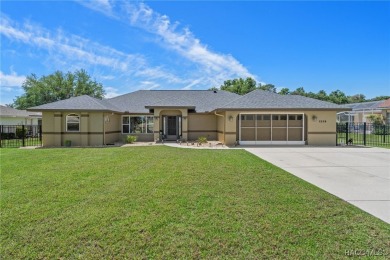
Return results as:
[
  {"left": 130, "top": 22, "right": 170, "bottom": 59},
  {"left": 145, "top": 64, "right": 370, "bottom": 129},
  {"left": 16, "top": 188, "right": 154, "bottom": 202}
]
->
[
  {"left": 336, "top": 122, "right": 390, "bottom": 148},
  {"left": 0, "top": 125, "right": 42, "bottom": 148}
]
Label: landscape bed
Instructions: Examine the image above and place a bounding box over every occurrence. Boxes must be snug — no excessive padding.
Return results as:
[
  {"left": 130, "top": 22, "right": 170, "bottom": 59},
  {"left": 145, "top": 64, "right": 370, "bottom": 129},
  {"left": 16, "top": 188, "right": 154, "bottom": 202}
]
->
[{"left": 1, "top": 146, "right": 389, "bottom": 258}]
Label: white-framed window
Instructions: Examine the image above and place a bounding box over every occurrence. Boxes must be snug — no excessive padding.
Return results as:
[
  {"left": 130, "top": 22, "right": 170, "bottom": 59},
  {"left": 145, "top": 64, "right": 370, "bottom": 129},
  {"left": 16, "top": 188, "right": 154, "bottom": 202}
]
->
[
  {"left": 66, "top": 114, "right": 80, "bottom": 132},
  {"left": 122, "top": 116, "right": 154, "bottom": 134}
]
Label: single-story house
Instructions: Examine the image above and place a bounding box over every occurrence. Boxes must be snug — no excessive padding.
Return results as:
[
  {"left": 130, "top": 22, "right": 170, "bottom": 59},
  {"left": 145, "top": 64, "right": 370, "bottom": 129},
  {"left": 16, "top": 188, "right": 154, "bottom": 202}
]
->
[
  {"left": 28, "top": 90, "right": 349, "bottom": 147},
  {"left": 378, "top": 98, "right": 390, "bottom": 124},
  {"left": 0, "top": 105, "right": 42, "bottom": 136},
  {"left": 0, "top": 105, "right": 42, "bottom": 125},
  {"left": 337, "top": 100, "right": 385, "bottom": 124}
]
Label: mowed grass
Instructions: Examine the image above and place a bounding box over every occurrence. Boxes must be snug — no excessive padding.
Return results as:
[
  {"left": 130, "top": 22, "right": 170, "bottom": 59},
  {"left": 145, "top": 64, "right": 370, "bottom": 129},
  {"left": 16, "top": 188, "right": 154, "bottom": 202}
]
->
[{"left": 1, "top": 146, "right": 389, "bottom": 259}]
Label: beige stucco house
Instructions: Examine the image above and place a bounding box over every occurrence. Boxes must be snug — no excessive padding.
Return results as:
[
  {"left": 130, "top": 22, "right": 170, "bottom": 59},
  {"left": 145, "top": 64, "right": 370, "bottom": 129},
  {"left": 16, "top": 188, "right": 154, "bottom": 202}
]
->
[{"left": 28, "top": 90, "right": 348, "bottom": 147}]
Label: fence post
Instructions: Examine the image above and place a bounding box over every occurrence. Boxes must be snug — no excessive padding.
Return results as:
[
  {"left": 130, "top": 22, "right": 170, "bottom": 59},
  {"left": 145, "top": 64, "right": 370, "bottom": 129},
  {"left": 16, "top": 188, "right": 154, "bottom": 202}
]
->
[
  {"left": 345, "top": 122, "right": 348, "bottom": 145},
  {"left": 39, "top": 125, "right": 42, "bottom": 145},
  {"left": 383, "top": 124, "right": 386, "bottom": 144},
  {"left": 22, "top": 125, "right": 25, "bottom": 147},
  {"left": 363, "top": 122, "right": 366, "bottom": 146}
]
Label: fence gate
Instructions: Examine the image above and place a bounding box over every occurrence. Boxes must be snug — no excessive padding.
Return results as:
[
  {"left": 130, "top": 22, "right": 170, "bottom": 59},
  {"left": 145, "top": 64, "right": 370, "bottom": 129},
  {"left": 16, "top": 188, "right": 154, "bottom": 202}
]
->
[
  {"left": 0, "top": 125, "right": 42, "bottom": 148},
  {"left": 336, "top": 122, "right": 390, "bottom": 148}
]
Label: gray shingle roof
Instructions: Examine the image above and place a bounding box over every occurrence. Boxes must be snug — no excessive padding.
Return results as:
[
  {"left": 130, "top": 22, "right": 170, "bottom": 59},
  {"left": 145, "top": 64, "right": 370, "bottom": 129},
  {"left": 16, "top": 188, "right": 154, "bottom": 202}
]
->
[
  {"left": 219, "top": 90, "right": 348, "bottom": 110},
  {"left": 27, "top": 90, "right": 348, "bottom": 113},
  {"left": 28, "top": 95, "right": 122, "bottom": 112},
  {"left": 0, "top": 105, "right": 41, "bottom": 117},
  {"left": 343, "top": 100, "right": 384, "bottom": 110},
  {"left": 107, "top": 90, "right": 239, "bottom": 113}
]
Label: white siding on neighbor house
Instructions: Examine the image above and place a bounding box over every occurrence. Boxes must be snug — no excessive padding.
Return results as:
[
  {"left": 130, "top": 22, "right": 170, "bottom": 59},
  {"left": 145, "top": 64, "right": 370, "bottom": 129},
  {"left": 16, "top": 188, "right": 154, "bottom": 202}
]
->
[{"left": 0, "top": 117, "right": 40, "bottom": 125}]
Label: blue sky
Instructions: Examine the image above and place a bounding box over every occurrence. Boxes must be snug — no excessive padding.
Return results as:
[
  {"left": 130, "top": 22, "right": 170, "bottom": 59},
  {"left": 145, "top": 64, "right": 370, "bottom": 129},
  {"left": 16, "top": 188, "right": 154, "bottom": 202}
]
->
[{"left": 1, "top": 1, "right": 389, "bottom": 105}]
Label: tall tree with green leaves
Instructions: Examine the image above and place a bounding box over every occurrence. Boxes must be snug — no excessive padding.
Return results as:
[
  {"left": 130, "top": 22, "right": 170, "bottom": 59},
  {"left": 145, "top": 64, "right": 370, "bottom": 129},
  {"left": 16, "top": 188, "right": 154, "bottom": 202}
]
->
[
  {"left": 316, "top": 90, "right": 328, "bottom": 101},
  {"left": 13, "top": 69, "right": 105, "bottom": 109},
  {"left": 290, "top": 87, "right": 306, "bottom": 96},
  {"left": 329, "top": 90, "right": 348, "bottom": 104},
  {"left": 258, "top": 83, "right": 277, "bottom": 93},
  {"left": 348, "top": 94, "right": 366, "bottom": 103},
  {"left": 278, "top": 88, "right": 290, "bottom": 95},
  {"left": 219, "top": 77, "right": 257, "bottom": 95}
]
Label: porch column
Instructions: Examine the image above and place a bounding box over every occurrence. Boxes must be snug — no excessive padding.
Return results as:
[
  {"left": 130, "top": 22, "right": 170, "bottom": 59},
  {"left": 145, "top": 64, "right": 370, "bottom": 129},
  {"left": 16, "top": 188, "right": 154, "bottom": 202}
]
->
[
  {"left": 53, "top": 113, "right": 62, "bottom": 146},
  {"left": 80, "top": 113, "right": 89, "bottom": 146},
  {"left": 181, "top": 109, "right": 188, "bottom": 141},
  {"left": 153, "top": 109, "right": 161, "bottom": 141}
]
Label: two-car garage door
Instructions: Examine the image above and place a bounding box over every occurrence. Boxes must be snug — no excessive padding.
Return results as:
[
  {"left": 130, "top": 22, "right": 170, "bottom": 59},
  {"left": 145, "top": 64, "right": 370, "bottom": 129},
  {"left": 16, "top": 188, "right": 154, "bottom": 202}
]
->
[{"left": 239, "top": 113, "right": 305, "bottom": 145}]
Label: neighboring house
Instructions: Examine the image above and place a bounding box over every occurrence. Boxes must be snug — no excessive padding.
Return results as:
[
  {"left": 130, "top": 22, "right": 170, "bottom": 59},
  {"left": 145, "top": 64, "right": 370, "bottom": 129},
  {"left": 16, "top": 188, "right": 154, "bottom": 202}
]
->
[
  {"left": 337, "top": 100, "right": 384, "bottom": 124},
  {"left": 378, "top": 98, "right": 390, "bottom": 124},
  {"left": 28, "top": 90, "right": 348, "bottom": 147},
  {"left": 0, "top": 105, "right": 42, "bottom": 136}
]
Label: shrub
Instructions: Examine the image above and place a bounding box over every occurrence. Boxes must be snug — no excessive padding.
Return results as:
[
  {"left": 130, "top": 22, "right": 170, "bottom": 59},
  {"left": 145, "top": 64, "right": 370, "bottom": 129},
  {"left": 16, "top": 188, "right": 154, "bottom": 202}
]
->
[
  {"left": 197, "top": 136, "right": 207, "bottom": 145},
  {"left": 64, "top": 140, "right": 72, "bottom": 147},
  {"left": 126, "top": 135, "right": 137, "bottom": 144},
  {"left": 16, "top": 127, "right": 26, "bottom": 139}
]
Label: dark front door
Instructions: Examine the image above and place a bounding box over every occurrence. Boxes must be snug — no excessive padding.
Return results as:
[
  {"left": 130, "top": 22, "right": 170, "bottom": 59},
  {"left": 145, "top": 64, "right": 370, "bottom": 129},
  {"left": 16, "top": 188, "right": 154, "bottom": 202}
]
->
[
  {"left": 167, "top": 116, "right": 177, "bottom": 140},
  {"left": 167, "top": 116, "right": 177, "bottom": 137}
]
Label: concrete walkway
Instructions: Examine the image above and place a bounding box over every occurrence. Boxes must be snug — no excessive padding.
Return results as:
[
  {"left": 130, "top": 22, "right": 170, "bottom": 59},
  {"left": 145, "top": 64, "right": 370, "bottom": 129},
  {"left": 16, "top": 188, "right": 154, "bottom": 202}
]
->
[{"left": 244, "top": 146, "right": 390, "bottom": 223}]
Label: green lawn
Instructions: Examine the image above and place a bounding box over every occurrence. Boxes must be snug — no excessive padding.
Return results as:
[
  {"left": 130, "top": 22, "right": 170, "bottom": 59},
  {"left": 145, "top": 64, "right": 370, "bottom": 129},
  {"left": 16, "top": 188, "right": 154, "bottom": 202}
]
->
[{"left": 1, "top": 146, "right": 389, "bottom": 258}]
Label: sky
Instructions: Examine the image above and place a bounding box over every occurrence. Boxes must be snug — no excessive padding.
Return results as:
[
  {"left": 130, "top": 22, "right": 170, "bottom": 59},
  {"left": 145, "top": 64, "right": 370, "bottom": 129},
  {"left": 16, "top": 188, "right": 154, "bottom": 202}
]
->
[{"left": 1, "top": 0, "right": 389, "bottom": 105}]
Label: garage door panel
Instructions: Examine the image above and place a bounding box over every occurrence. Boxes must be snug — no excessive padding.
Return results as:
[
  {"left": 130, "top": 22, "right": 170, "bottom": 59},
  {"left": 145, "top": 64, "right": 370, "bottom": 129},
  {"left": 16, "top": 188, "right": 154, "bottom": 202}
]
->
[
  {"left": 241, "top": 128, "right": 255, "bottom": 141},
  {"left": 272, "top": 128, "right": 287, "bottom": 141},
  {"left": 257, "top": 128, "right": 271, "bottom": 140},
  {"left": 288, "top": 128, "right": 303, "bottom": 141}
]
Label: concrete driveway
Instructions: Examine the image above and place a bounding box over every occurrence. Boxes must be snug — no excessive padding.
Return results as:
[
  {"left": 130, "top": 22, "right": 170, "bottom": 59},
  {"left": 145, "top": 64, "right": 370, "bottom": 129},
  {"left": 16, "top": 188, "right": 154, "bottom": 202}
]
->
[{"left": 244, "top": 146, "right": 390, "bottom": 223}]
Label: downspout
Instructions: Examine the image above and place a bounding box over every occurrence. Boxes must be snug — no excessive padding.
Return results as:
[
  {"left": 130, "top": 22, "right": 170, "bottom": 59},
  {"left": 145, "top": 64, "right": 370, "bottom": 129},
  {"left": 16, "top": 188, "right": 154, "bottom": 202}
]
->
[{"left": 214, "top": 111, "right": 225, "bottom": 144}]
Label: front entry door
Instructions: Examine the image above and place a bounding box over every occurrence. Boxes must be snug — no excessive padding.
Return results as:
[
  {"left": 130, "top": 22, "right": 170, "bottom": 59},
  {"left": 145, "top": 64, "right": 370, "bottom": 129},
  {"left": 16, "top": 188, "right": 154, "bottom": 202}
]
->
[
  {"left": 162, "top": 115, "right": 182, "bottom": 141},
  {"left": 167, "top": 116, "right": 177, "bottom": 140}
]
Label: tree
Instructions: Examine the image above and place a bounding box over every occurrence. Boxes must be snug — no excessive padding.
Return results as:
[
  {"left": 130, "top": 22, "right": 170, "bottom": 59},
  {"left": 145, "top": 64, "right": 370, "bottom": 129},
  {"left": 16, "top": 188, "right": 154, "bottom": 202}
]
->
[
  {"left": 220, "top": 77, "right": 257, "bottom": 95},
  {"left": 290, "top": 87, "right": 306, "bottom": 96},
  {"left": 258, "top": 83, "right": 276, "bottom": 93},
  {"left": 328, "top": 89, "right": 348, "bottom": 104},
  {"left": 316, "top": 90, "right": 328, "bottom": 101},
  {"left": 278, "top": 88, "right": 290, "bottom": 95},
  {"left": 366, "top": 96, "right": 390, "bottom": 102},
  {"left": 348, "top": 94, "right": 366, "bottom": 103},
  {"left": 13, "top": 69, "right": 105, "bottom": 109}
]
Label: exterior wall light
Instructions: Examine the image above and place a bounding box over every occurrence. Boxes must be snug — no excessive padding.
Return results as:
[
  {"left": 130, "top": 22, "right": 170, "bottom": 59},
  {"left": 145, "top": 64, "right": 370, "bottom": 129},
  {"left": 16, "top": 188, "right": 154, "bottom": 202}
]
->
[
  {"left": 228, "top": 115, "right": 234, "bottom": 122},
  {"left": 182, "top": 116, "right": 187, "bottom": 120},
  {"left": 312, "top": 115, "right": 318, "bottom": 122}
]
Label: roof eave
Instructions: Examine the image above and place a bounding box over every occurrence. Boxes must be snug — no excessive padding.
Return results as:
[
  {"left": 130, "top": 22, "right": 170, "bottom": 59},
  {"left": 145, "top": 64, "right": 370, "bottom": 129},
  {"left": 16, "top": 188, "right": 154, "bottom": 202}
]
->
[
  {"left": 27, "top": 108, "right": 122, "bottom": 113},
  {"left": 215, "top": 107, "right": 352, "bottom": 112},
  {"left": 144, "top": 105, "right": 196, "bottom": 109}
]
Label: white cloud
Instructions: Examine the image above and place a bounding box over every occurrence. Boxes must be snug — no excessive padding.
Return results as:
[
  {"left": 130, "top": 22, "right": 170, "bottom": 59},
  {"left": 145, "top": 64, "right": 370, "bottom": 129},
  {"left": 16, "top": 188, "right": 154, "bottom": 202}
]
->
[
  {"left": 79, "top": 2, "right": 257, "bottom": 88},
  {"left": 123, "top": 3, "right": 256, "bottom": 80},
  {"left": 140, "top": 81, "right": 160, "bottom": 90},
  {"left": 104, "top": 86, "right": 122, "bottom": 98},
  {"left": 0, "top": 71, "right": 25, "bottom": 87},
  {"left": 0, "top": 14, "right": 184, "bottom": 84},
  {"left": 182, "top": 78, "right": 203, "bottom": 90},
  {"left": 75, "top": 0, "right": 116, "bottom": 18}
]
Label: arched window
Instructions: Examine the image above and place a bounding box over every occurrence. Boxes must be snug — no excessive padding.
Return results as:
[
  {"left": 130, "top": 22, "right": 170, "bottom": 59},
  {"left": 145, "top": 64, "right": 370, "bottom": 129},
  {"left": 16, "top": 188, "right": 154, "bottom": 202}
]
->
[{"left": 66, "top": 114, "right": 80, "bottom": 132}]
